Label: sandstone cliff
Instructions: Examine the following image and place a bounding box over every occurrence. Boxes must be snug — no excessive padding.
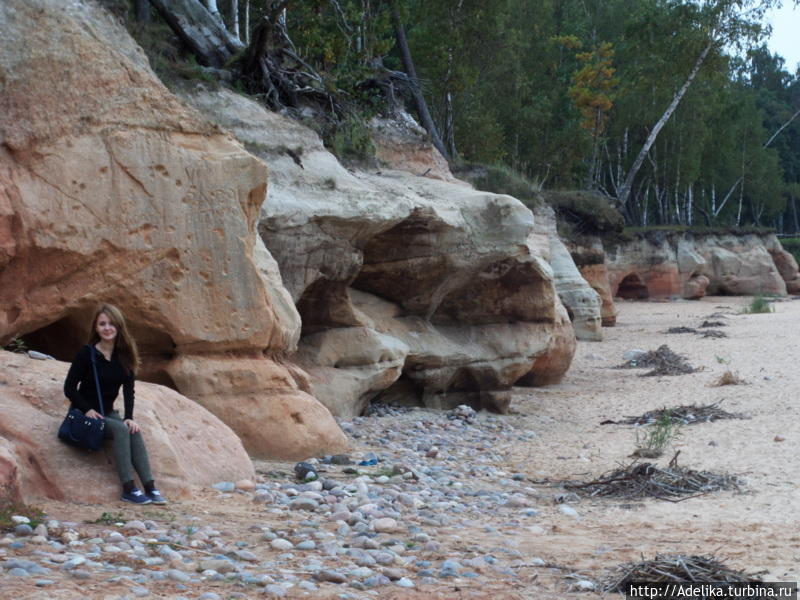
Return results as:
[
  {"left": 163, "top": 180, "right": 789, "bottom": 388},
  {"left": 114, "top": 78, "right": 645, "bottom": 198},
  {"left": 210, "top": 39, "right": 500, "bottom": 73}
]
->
[
  {"left": 604, "top": 230, "right": 797, "bottom": 300},
  {"left": 0, "top": 0, "right": 348, "bottom": 472},
  {"left": 0, "top": 351, "right": 254, "bottom": 503},
  {"left": 182, "top": 89, "right": 577, "bottom": 417},
  {"left": 533, "top": 207, "right": 603, "bottom": 341},
  {"left": 0, "top": 0, "right": 580, "bottom": 506}
]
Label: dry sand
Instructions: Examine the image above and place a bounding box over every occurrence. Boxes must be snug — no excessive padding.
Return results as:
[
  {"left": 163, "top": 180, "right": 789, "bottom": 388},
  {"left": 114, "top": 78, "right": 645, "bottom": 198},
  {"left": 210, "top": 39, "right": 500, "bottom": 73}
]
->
[
  {"left": 506, "top": 295, "right": 800, "bottom": 589},
  {"left": 10, "top": 296, "right": 800, "bottom": 599}
]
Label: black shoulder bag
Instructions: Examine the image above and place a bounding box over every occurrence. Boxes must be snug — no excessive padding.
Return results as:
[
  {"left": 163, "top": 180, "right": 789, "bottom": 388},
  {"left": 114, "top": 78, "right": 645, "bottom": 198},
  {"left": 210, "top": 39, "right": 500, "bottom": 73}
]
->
[{"left": 58, "top": 346, "right": 106, "bottom": 451}]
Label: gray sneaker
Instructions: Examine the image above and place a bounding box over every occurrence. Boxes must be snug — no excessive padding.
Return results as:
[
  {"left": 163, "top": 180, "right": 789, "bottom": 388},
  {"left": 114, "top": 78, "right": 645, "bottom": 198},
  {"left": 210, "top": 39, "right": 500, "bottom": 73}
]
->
[{"left": 146, "top": 489, "right": 168, "bottom": 505}]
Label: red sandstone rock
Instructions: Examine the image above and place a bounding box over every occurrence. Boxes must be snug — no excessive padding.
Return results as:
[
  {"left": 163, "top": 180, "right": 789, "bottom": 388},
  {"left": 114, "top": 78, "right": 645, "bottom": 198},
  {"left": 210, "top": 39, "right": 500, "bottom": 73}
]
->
[
  {"left": 684, "top": 274, "right": 710, "bottom": 299},
  {"left": 517, "top": 301, "right": 576, "bottom": 386},
  {"left": 370, "top": 112, "right": 457, "bottom": 182},
  {"left": 166, "top": 355, "right": 349, "bottom": 459},
  {"left": 0, "top": 0, "right": 346, "bottom": 459},
  {"left": 185, "top": 88, "right": 576, "bottom": 416},
  {"left": 0, "top": 351, "right": 254, "bottom": 503},
  {"left": 578, "top": 263, "right": 618, "bottom": 325},
  {"left": 605, "top": 232, "right": 787, "bottom": 299},
  {"left": 767, "top": 244, "right": 800, "bottom": 294}
]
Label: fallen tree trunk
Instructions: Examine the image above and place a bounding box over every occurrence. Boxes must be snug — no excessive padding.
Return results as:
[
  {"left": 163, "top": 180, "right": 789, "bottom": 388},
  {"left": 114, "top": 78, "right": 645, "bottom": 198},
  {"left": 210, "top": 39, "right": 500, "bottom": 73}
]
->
[
  {"left": 148, "top": 0, "right": 243, "bottom": 68},
  {"left": 389, "top": 2, "right": 449, "bottom": 161}
]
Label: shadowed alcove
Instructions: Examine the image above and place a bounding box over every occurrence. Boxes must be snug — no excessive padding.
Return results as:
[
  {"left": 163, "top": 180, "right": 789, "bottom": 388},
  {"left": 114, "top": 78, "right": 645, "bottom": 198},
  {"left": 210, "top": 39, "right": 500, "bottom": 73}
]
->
[
  {"left": 616, "top": 273, "right": 649, "bottom": 300},
  {"left": 18, "top": 308, "right": 178, "bottom": 390}
]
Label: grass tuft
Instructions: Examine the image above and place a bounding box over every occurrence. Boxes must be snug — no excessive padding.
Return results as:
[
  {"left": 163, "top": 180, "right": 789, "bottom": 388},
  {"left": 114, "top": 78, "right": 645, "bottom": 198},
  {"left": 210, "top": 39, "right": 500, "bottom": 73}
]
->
[
  {"left": 451, "top": 162, "right": 544, "bottom": 208},
  {"left": 0, "top": 499, "right": 46, "bottom": 532},
  {"left": 742, "top": 295, "right": 773, "bottom": 314},
  {"left": 711, "top": 370, "right": 747, "bottom": 387},
  {"left": 90, "top": 511, "right": 125, "bottom": 525},
  {"left": 633, "top": 411, "right": 682, "bottom": 458}
]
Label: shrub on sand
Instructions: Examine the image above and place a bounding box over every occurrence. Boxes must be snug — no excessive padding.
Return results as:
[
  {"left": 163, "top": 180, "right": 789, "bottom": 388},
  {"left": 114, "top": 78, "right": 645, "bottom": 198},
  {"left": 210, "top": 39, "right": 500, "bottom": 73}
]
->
[
  {"left": 742, "top": 295, "right": 773, "bottom": 314},
  {"left": 633, "top": 411, "right": 682, "bottom": 458},
  {"left": 711, "top": 370, "right": 747, "bottom": 387}
]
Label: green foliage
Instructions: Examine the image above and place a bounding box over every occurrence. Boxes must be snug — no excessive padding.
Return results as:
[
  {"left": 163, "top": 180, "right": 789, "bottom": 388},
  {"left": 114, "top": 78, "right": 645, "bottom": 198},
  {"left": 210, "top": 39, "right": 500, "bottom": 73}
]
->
[
  {"left": 287, "top": 1, "right": 394, "bottom": 73},
  {"left": 742, "top": 294, "right": 773, "bottom": 314},
  {"left": 323, "top": 114, "right": 376, "bottom": 165},
  {"left": 543, "top": 190, "right": 625, "bottom": 241},
  {"left": 0, "top": 500, "right": 46, "bottom": 531},
  {"left": 103, "top": 0, "right": 800, "bottom": 233},
  {"left": 452, "top": 163, "right": 543, "bottom": 208},
  {"left": 3, "top": 337, "right": 28, "bottom": 354},
  {"left": 624, "top": 225, "right": 775, "bottom": 236},
  {"left": 92, "top": 511, "right": 125, "bottom": 525},
  {"left": 634, "top": 411, "right": 682, "bottom": 458},
  {"left": 111, "top": 5, "right": 222, "bottom": 90}
]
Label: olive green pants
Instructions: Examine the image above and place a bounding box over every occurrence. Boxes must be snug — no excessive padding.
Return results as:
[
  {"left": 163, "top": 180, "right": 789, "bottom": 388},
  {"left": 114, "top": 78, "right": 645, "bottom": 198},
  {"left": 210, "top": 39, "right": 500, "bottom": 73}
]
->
[{"left": 103, "top": 411, "right": 153, "bottom": 486}]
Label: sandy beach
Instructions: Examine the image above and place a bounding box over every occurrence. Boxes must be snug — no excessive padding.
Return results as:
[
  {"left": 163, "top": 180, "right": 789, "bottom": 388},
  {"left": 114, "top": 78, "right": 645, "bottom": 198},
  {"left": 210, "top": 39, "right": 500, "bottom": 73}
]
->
[
  {"left": 7, "top": 296, "right": 799, "bottom": 599},
  {"left": 508, "top": 295, "right": 800, "bottom": 589}
]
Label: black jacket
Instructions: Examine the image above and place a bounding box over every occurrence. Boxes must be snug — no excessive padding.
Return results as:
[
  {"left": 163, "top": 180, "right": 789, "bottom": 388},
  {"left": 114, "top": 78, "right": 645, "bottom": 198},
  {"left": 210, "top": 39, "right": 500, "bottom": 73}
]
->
[{"left": 63, "top": 345, "right": 135, "bottom": 420}]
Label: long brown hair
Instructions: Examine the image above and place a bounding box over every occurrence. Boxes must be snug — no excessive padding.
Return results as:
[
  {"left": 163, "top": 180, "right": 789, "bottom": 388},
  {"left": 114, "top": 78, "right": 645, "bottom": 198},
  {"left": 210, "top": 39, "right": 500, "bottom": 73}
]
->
[{"left": 87, "top": 303, "right": 140, "bottom": 375}]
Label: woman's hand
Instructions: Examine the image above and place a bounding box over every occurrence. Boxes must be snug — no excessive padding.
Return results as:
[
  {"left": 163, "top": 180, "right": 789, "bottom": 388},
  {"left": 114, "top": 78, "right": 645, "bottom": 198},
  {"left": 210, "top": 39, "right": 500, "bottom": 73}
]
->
[
  {"left": 124, "top": 419, "right": 141, "bottom": 434},
  {"left": 85, "top": 409, "right": 103, "bottom": 420}
]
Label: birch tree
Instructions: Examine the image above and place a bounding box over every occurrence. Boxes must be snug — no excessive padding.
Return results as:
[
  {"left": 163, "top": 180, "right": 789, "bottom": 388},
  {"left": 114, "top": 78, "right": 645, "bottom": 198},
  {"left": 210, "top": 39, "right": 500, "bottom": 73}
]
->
[
  {"left": 231, "top": 0, "right": 240, "bottom": 42},
  {"left": 204, "top": 0, "right": 223, "bottom": 23},
  {"left": 615, "top": 0, "right": 777, "bottom": 208}
]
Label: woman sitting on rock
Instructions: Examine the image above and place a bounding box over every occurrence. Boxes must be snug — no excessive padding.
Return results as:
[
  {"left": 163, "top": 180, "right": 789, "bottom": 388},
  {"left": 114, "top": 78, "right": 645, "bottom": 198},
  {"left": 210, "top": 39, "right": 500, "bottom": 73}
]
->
[{"left": 63, "top": 303, "right": 167, "bottom": 505}]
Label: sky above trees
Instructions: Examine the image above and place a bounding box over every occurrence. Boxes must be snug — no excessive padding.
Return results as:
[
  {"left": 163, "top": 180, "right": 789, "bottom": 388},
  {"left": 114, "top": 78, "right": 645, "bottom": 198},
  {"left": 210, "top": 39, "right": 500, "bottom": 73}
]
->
[{"left": 764, "top": 4, "right": 800, "bottom": 70}]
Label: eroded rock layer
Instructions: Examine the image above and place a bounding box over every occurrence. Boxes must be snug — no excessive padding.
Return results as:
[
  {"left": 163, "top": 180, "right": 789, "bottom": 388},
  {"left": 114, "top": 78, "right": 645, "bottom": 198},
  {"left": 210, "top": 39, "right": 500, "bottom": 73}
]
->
[
  {"left": 183, "top": 88, "right": 576, "bottom": 417},
  {"left": 0, "top": 352, "right": 254, "bottom": 503},
  {"left": 533, "top": 207, "right": 603, "bottom": 340},
  {"left": 605, "top": 231, "right": 793, "bottom": 299},
  {"left": 0, "top": 0, "right": 347, "bottom": 462}
]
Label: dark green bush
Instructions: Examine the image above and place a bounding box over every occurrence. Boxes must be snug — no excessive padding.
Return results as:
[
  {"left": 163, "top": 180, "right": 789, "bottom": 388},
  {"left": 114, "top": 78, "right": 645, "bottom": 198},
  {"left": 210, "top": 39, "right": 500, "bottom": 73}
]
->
[
  {"left": 541, "top": 190, "right": 625, "bottom": 242},
  {"left": 451, "top": 163, "right": 543, "bottom": 208},
  {"left": 323, "top": 115, "right": 376, "bottom": 165}
]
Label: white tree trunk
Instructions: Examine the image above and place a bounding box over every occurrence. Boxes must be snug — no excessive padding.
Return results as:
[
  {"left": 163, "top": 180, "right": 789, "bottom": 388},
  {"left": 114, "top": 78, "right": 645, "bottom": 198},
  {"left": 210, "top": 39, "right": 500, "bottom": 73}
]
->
[
  {"left": 714, "top": 107, "right": 799, "bottom": 218},
  {"left": 231, "top": 0, "right": 240, "bottom": 41},
  {"left": 616, "top": 39, "right": 714, "bottom": 207},
  {"left": 205, "top": 0, "right": 223, "bottom": 23},
  {"left": 736, "top": 178, "right": 744, "bottom": 225},
  {"left": 711, "top": 183, "right": 716, "bottom": 215},
  {"left": 245, "top": 0, "right": 250, "bottom": 45},
  {"left": 763, "top": 107, "right": 800, "bottom": 149}
]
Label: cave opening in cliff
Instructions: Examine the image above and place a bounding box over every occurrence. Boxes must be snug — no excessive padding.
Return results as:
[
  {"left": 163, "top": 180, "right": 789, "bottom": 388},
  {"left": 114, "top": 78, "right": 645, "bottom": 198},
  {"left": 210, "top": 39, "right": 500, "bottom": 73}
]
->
[
  {"left": 296, "top": 279, "right": 360, "bottom": 335},
  {"left": 17, "top": 310, "right": 88, "bottom": 363},
  {"left": 16, "top": 310, "right": 178, "bottom": 390},
  {"left": 617, "top": 274, "right": 649, "bottom": 300}
]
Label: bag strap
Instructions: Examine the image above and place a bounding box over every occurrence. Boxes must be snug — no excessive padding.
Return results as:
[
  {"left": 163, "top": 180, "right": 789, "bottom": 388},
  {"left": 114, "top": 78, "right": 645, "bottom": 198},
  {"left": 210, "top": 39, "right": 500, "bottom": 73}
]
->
[{"left": 89, "top": 345, "right": 106, "bottom": 417}]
